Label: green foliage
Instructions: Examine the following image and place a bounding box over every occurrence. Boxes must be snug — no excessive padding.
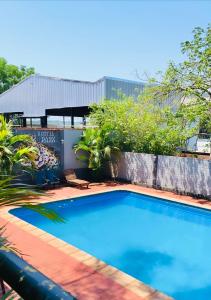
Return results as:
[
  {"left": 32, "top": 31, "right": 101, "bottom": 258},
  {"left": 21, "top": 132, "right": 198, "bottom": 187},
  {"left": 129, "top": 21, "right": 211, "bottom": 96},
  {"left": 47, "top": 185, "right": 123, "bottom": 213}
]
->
[
  {"left": 0, "top": 289, "right": 22, "bottom": 300},
  {"left": 0, "top": 174, "right": 64, "bottom": 259},
  {"left": 149, "top": 25, "right": 211, "bottom": 132},
  {"left": 0, "top": 116, "right": 37, "bottom": 174},
  {"left": 0, "top": 175, "right": 64, "bottom": 222},
  {"left": 0, "top": 122, "right": 63, "bottom": 298},
  {"left": 89, "top": 90, "right": 197, "bottom": 156},
  {"left": 0, "top": 57, "right": 35, "bottom": 94},
  {"left": 74, "top": 128, "right": 119, "bottom": 170},
  {"left": 75, "top": 25, "right": 209, "bottom": 159},
  {"left": 0, "top": 117, "right": 63, "bottom": 255}
]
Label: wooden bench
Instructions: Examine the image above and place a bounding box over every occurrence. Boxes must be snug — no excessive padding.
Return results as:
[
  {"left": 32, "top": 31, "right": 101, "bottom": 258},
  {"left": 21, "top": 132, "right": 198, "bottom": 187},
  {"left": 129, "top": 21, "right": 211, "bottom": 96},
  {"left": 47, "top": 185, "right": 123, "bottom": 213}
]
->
[{"left": 64, "top": 169, "right": 90, "bottom": 189}]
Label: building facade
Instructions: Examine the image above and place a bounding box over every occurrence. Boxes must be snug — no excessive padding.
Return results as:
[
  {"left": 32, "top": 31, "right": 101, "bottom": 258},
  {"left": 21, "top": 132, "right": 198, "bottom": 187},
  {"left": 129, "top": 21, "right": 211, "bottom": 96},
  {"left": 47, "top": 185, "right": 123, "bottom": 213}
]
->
[{"left": 0, "top": 75, "right": 144, "bottom": 128}]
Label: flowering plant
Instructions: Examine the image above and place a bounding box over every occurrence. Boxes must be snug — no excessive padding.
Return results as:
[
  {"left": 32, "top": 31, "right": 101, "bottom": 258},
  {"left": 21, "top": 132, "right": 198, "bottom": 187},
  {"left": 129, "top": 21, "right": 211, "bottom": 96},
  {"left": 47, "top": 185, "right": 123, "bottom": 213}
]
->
[{"left": 33, "top": 142, "right": 59, "bottom": 170}]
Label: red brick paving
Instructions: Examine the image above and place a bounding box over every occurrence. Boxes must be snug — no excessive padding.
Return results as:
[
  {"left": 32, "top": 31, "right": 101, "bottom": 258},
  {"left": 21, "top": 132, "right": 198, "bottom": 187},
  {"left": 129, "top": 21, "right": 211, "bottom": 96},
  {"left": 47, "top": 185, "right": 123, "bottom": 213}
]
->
[{"left": 0, "top": 216, "right": 143, "bottom": 300}]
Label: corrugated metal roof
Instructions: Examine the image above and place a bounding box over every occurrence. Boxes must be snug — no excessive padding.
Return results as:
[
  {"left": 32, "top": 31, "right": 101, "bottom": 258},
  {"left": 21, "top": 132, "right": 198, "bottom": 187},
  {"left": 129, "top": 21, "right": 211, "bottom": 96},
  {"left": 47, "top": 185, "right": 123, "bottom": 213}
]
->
[
  {"left": 105, "top": 77, "right": 144, "bottom": 99},
  {"left": 0, "top": 74, "right": 144, "bottom": 117}
]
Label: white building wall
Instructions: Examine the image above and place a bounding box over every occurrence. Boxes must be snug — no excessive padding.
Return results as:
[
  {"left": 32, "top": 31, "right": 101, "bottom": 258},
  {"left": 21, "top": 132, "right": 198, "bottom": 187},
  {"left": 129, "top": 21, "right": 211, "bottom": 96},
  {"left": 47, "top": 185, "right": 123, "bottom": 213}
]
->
[
  {"left": 0, "top": 75, "right": 144, "bottom": 117},
  {"left": 0, "top": 75, "right": 105, "bottom": 117},
  {"left": 63, "top": 129, "right": 85, "bottom": 170}
]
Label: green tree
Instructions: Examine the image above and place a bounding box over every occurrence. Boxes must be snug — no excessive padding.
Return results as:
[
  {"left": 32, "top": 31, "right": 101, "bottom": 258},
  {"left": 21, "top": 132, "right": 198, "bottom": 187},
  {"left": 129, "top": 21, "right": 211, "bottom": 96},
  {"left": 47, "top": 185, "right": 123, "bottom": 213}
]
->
[
  {"left": 149, "top": 25, "right": 211, "bottom": 132},
  {"left": 0, "top": 57, "right": 35, "bottom": 94},
  {"left": 89, "top": 91, "right": 196, "bottom": 156}
]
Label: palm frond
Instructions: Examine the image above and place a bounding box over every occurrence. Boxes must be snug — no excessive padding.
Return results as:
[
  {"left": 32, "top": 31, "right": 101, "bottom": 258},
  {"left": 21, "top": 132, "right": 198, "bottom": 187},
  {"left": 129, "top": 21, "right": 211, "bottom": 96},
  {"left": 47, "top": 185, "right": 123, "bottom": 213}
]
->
[
  {"left": 0, "top": 176, "right": 64, "bottom": 221},
  {"left": 74, "top": 127, "right": 120, "bottom": 171},
  {"left": 24, "top": 204, "right": 65, "bottom": 223},
  {"left": 8, "top": 135, "right": 33, "bottom": 145},
  {"left": 0, "top": 225, "right": 19, "bottom": 254},
  {"left": 0, "top": 287, "right": 22, "bottom": 300}
]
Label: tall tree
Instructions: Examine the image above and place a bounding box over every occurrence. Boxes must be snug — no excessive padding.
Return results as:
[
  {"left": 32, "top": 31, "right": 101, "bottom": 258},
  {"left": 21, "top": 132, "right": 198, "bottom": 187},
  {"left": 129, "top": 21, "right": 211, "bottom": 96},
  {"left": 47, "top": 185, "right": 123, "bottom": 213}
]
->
[
  {"left": 150, "top": 25, "right": 211, "bottom": 131},
  {"left": 88, "top": 93, "right": 196, "bottom": 156},
  {"left": 0, "top": 57, "right": 35, "bottom": 94}
]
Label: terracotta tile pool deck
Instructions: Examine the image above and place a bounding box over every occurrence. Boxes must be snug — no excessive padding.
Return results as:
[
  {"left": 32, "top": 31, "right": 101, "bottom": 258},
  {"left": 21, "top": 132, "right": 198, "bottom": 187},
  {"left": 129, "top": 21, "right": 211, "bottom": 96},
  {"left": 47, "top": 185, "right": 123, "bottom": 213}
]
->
[{"left": 1, "top": 182, "right": 211, "bottom": 300}]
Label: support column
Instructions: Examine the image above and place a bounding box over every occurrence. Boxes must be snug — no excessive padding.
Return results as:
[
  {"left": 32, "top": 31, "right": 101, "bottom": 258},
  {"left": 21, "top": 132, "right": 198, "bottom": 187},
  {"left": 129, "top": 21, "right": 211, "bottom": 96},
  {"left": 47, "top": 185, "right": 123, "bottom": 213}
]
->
[
  {"left": 22, "top": 118, "right": 27, "bottom": 127},
  {"left": 71, "top": 114, "right": 74, "bottom": 128},
  {"left": 41, "top": 116, "right": 47, "bottom": 128},
  {"left": 3, "top": 113, "right": 9, "bottom": 122}
]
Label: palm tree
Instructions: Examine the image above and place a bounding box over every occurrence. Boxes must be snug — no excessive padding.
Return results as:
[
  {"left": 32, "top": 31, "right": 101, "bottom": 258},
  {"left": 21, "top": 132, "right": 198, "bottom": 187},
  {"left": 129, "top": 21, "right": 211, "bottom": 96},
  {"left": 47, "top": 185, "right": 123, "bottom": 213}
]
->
[
  {"left": 0, "top": 116, "right": 63, "bottom": 252},
  {"left": 0, "top": 174, "right": 64, "bottom": 299},
  {"left": 0, "top": 175, "right": 63, "bottom": 225},
  {"left": 0, "top": 175, "right": 63, "bottom": 261},
  {"left": 0, "top": 117, "right": 63, "bottom": 298},
  {"left": 74, "top": 128, "right": 119, "bottom": 177},
  {"left": 0, "top": 115, "right": 37, "bottom": 175}
]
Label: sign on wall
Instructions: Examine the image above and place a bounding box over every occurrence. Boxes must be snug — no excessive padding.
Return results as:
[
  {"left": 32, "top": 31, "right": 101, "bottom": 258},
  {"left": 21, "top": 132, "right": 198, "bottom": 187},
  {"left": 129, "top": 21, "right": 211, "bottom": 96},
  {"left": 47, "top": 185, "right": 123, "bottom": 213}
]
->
[{"left": 14, "top": 129, "right": 64, "bottom": 171}]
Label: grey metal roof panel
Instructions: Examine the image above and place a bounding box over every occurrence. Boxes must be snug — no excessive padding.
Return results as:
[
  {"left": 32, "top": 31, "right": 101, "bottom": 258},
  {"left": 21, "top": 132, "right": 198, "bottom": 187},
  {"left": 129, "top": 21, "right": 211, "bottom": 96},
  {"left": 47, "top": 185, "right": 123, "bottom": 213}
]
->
[
  {"left": 0, "top": 74, "right": 144, "bottom": 117},
  {"left": 104, "top": 77, "right": 144, "bottom": 99}
]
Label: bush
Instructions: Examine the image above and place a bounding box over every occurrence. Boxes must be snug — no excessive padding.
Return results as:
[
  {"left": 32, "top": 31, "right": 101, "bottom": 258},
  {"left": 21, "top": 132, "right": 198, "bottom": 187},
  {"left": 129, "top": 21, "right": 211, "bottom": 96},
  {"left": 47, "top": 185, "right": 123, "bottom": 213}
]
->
[
  {"left": 89, "top": 89, "right": 197, "bottom": 156},
  {"left": 74, "top": 127, "right": 119, "bottom": 171}
]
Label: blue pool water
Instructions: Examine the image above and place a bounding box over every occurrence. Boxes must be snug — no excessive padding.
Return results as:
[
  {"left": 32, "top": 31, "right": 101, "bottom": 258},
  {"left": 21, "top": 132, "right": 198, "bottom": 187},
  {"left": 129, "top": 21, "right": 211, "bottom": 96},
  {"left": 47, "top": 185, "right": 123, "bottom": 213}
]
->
[{"left": 10, "top": 191, "right": 211, "bottom": 300}]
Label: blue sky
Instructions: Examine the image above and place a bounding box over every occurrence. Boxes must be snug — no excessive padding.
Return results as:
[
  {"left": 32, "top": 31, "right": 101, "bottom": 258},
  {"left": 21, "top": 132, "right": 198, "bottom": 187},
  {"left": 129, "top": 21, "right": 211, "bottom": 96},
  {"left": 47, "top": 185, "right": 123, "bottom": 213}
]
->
[{"left": 0, "top": 1, "right": 210, "bottom": 81}]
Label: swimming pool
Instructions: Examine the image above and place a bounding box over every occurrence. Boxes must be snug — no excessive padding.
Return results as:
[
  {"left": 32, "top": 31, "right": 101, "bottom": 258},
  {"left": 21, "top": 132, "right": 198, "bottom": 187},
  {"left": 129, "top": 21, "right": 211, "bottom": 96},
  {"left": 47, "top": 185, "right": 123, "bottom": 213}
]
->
[{"left": 10, "top": 190, "right": 211, "bottom": 300}]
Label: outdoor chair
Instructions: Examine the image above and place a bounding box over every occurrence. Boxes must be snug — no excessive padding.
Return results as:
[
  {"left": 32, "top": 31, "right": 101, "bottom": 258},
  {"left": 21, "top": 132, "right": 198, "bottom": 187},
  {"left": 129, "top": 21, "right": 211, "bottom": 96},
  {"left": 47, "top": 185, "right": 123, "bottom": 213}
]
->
[{"left": 64, "top": 169, "right": 90, "bottom": 189}]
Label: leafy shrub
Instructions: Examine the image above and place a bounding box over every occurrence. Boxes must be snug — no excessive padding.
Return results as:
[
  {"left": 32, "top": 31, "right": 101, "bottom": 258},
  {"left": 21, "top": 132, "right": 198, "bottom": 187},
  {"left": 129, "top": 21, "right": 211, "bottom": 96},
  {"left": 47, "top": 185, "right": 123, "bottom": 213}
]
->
[
  {"left": 74, "top": 127, "right": 119, "bottom": 171},
  {"left": 89, "top": 90, "right": 197, "bottom": 156}
]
